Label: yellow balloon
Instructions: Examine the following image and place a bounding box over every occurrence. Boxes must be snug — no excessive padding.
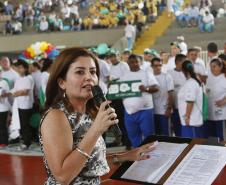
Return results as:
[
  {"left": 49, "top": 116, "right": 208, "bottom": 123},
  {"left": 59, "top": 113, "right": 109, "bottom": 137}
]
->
[{"left": 40, "top": 42, "right": 49, "bottom": 52}]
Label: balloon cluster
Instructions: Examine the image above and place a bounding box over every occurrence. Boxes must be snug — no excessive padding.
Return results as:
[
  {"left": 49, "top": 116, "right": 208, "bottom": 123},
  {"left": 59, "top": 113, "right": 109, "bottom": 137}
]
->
[{"left": 19, "top": 41, "right": 59, "bottom": 63}]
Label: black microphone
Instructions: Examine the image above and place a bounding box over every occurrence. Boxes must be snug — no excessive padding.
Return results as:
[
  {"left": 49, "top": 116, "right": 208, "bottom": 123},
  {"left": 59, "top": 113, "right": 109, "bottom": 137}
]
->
[{"left": 91, "top": 85, "right": 122, "bottom": 138}]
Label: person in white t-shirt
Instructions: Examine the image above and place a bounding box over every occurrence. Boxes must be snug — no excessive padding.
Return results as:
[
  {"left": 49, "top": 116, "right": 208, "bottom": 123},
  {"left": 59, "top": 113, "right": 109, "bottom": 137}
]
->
[
  {"left": 0, "top": 56, "right": 19, "bottom": 89},
  {"left": 124, "top": 20, "right": 136, "bottom": 50},
  {"left": 205, "top": 58, "right": 226, "bottom": 141},
  {"left": 151, "top": 58, "right": 174, "bottom": 136},
  {"left": 108, "top": 51, "right": 130, "bottom": 148},
  {"left": 120, "top": 48, "right": 131, "bottom": 63},
  {"left": 205, "top": 42, "right": 219, "bottom": 75},
  {"left": 41, "top": 58, "right": 53, "bottom": 104},
  {"left": 97, "top": 57, "right": 110, "bottom": 95},
  {"left": 141, "top": 48, "right": 153, "bottom": 72},
  {"left": 178, "top": 60, "right": 203, "bottom": 138},
  {"left": 0, "top": 66, "right": 10, "bottom": 147},
  {"left": 120, "top": 54, "right": 159, "bottom": 147},
  {"left": 168, "top": 54, "right": 186, "bottom": 137},
  {"left": 29, "top": 62, "right": 42, "bottom": 103},
  {"left": 187, "top": 48, "right": 207, "bottom": 83},
  {"left": 166, "top": 42, "right": 181, "bottom": 72},
  {"left": 200, "top": 10, "right": 214, "bottom": 32},
  {"left": 9, "top": 60, "right": 34, "bottom": 149},
  {"left": 177, "top": 36, "right": 187, "bottom": 55}
]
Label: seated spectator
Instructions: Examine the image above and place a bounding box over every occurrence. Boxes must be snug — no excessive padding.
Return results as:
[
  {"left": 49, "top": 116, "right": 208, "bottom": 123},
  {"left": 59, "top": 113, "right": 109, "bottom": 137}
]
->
[
  {"left": 4, "top": 1, "right": 14, "bottom": 15},
  {"left": 24, "top": 5, "right": 34, "bottom": 26},
  {"left": 199, "top": 10, "right": 214, "bottom": 32},
  {"left": 12, "top": 20, "right": 22, "bottom": 34},
  {"left": 186, "top": 4, "right": 199, "bottom": 27},
  {"left": 108, "top": 12, "right": 119, "bottom": 28},
  {"left": 47, "top": 11, "right": 56, "bottom": 31},
  {"left": 39, "top": 17, "right": 49, "bottom": 32},
  {"left": 175, "top": 3, "right": 189, "bottom": 27},
  {"left": 83, "top": 15, "right": 93, "bottom": 30},
  {"left": 4, "top": 20, "right": 13, "bottom": 35},
  {"left": 54, "top": 15, "right": 63, "bottom": 31},
  {"left": 70, "top": 14, "right": 82, "bottom": 31}
]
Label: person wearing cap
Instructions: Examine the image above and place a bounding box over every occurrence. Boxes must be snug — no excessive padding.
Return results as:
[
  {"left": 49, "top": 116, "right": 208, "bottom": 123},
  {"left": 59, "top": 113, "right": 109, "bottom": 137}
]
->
[
  {"left": 141, "top": 48, "right": 155, "bottom": 72},
  {"left": 166, "top": 42, "right": 181, "bottom": 72},
  {"left": 177, "top": 36, "right": 187, "bottom": 55},
  {"left": 108, "top": 50, "right": 131, "bottom": 148},
  {"left": 121, "top": 48, "right": 131, "bottom": 63},
  {"left": 0, "top": 66, "right": 11, "bottom": 148}
]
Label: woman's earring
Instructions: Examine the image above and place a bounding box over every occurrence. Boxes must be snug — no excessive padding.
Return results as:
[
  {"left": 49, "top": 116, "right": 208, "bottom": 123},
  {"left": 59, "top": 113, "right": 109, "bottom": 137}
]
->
[{"left": 63, "top": 92, "right": 66, "bottom": 98}]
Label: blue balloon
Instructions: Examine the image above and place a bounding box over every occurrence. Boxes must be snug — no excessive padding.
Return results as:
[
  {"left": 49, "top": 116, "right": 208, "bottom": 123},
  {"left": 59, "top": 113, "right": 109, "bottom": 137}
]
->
[{"left": 48, "top": 49, "right": 59, "bottom": 59}]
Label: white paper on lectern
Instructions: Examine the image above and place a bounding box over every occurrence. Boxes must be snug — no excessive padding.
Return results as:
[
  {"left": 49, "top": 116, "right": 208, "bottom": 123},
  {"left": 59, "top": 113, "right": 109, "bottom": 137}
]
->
[
  {"left": 121, "top": 142, "right": 188, "bottom": 183},
  {"left": 164, "top": 144, "right": 226, "bottom": 185}
]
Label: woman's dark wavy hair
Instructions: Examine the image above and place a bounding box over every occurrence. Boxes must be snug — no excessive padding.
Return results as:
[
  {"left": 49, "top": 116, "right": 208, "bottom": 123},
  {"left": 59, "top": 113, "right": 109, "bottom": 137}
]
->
[
  {"left": 44, "top": 47, "right": 100, "bottom": 119},
  {"left": 182, "top": 60, "right": 201, "bottom": 86}
]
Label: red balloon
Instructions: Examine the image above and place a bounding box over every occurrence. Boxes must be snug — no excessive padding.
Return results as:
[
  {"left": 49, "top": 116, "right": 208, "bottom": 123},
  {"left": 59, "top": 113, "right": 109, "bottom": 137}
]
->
[
  {"left": 46, "top": 45, "right": 55, "bottom": 54},
  {"left": 23, "top": 51, "right": 32, "bottom": 59}
]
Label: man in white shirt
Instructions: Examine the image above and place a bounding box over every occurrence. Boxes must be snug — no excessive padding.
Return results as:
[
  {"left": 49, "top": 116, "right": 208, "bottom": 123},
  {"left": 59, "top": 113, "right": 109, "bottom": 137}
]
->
[
  {"left": 151, "top": 57, "right": 174, "bottom": 136},
  {"left": 39, "top": 17, "right": 49, "bottom": 32},
  {"left": 168, "top": 54, "right": 187, "bottom": 136},
  {"left": 186, "top": 4, "right": 199, "bottom": 26},
  {"left": 108, "top": 51, "right": 130, "bottom": 148},
  {"left": 187, "top": 48, "right": 207, "bottom": 83},
  {"left": 140, "top": 48, "right": 154, "bottom": 72},
  {"left": 0, "top": 56, "right": 19, "bottom": 89},
  {"left": 200, "top": 10, "right": 214, "bottom": 32},
  {"left": 206, "top": 42, "right": 218, "bottom": 73},
  {"left": 166, "top": 42, "right": 181, "bottom": 72},
  {"left": 120, "top": 54, "right": 159, "bottom": 147},
  {"left": 124, "top": 20, "right": 136, "bottom": 50},
  {"left": 177, "top": 36, "right": 187, "bottom": 55},
  {"left": 12, "top": 20, "right": 22, "bottom": 34}
]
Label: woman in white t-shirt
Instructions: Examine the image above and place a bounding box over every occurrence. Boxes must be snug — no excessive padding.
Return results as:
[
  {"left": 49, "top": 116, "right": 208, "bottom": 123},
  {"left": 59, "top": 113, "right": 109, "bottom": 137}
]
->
[
  {"left": 178, "top": 60, "right": 203, "bottom": 138},
  {"left": 10, "top": 60, "right": 34, "bottom": 149},
  {"left": 0, "top": 67, "right": 10, "bottom": 147},
  {"left": 205, "top": 58, "right": 226, "bottom": 141}
]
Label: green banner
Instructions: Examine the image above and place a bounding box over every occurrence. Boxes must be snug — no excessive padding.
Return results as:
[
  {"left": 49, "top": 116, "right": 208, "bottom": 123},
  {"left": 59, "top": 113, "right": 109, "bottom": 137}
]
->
[{"left": 106, "top": 80, "right": 142, "bottom": 100}]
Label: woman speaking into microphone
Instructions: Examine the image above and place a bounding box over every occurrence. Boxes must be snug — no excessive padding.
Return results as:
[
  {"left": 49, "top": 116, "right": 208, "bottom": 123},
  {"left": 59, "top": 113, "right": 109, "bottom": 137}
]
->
[{"left": 39, "top": 47, "right": 156, "bottom": 185}]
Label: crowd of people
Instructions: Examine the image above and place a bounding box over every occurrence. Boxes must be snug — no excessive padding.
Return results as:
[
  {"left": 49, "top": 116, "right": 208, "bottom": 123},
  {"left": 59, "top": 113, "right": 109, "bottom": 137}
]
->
[
  {"left": 0, "top": 0, "right": 165, "bottom": 34},
  {"left": 174, "top": 0, "right": 226, "bottom": 32},
  {"left": 0, "top": 41, "right": 226, "bottom": 151},
  {"left": 0, "top": 56, "right": 53, "bottom": 149}
]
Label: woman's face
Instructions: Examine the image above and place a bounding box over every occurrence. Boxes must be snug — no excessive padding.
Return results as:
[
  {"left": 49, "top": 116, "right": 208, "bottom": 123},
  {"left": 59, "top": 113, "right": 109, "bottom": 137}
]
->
[
  {"left": 59, "top": 56, "right": 98, "bottom": 101},
  {"left": 210, "top": 62, "right": 222, "bottom": 76}
]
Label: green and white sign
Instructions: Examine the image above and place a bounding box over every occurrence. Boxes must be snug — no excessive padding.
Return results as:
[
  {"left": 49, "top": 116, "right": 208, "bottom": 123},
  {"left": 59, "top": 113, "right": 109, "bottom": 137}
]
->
[{"left": 106, "top": 80, "right": 142, "bottom": 100}]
